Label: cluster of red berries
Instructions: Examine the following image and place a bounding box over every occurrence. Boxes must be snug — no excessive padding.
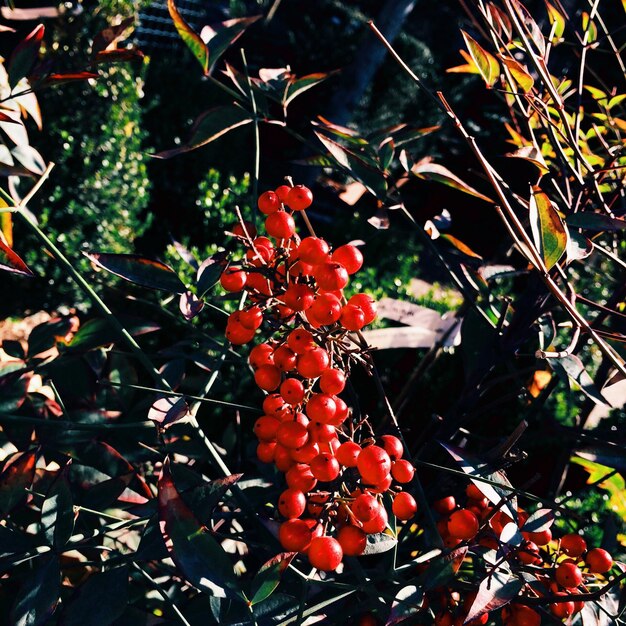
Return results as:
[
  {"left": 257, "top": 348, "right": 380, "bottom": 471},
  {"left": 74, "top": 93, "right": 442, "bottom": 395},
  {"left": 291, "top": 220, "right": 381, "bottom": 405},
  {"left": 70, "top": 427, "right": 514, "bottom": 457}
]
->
[
  {"left": 220, "top": 184, "right": 418, "bottom": 572},
  {"left": 426, "top": 486, "right": 615, "bottom": 625}
]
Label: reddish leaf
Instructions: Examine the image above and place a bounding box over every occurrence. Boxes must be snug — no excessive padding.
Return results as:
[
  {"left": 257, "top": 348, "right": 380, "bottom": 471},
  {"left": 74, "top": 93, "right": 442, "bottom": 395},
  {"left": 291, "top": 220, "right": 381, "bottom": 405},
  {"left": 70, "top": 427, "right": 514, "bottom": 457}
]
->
[
  {"left": 148, "top": 396, "right": 190, "bottom": 428},
  {"left": 0, "top": 450, "right": 36, "bottom": 514},
  {"left": 250, "top": 552, "right": 296, "bottom": 605},
  {"left": 0, "top": 238, "right": 34, "bottom": 277},
  {"left": 168, "top": 0, "right": 208, "bottom": 75},
  {"left": 92, "top": 17, "right": 135, "bottom": 55},
  {"left": 10, "top": 554, "right": 60, "bottom": 626},
  {"left": 461, "top": 31, "right": 500, "bottom": 87},
  {"left": 85, "top": 252, "right": 186, "bottom": 293},
  {"left": 201, "top": 16, "right": 261, "bottom": 73},
  {"left": 284, "top": 72, "right": 333, "bottom": 107},
  {"left": 44, "top": 72, "right": 99, "bottom": 85},
  {"left": 529, "top": 188, "right": 567, "bottom": 270},
  {"left": 8, "top": 24, "right": 44, "bottom": 88},
  {"left": 464, "top": 566, "right": 522, "bottom": 623},
  {"left": 92, "top": 49, "right": 144, "bottom": 65},
  {"left": 386, "top": 585, "right": 424, "bottom": 625}
]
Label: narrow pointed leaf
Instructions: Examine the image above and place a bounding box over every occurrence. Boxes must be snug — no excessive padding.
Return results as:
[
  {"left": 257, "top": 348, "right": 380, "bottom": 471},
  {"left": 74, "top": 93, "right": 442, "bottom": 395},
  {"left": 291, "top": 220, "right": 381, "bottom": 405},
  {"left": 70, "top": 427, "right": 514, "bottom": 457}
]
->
[
  {"left": 502, "top": 57, "right": 534, "bottom": 93},
  {"left": 44, "top": 72, "right": 99, "bottom": 84},
  {"left": 158, "top": 458, "right": 242, "bottom": 600},
  {"left": 0, "top": 238, "right": 34, "bottom": 277},
  {"left": 387, "top": 585, "right": 423, "bottom": 625},
  {"left": 548, "top": 354, "right": 608, "bottom": 406},
  {"left": 464, "top": 565, "right": 522, "bottom": 623},
  {"left": 529, "top": 189, "right": 567, "bottom": 269},
  {"left": 153, "top": 105, "right": 253, "bottom": 159},
  {"left": 10, "top": 554, "right": 60, "bottom": 626},
  {"left": 201, "top": 16, "right": 261, "bottom": 73},
  {"left": 8, "top": 24, "right": 44, "bottom": 88},
  {"left": 521, "top": 508, "right": 554, "bottom": 533},
  {"left": 41, "top": 467, "right": 74, "bottom": 550},
  {"left": 251, "top": 552, "right": 296, "bottom": 605},
  {"left": 148, "top": 396, "right": 190, "bottom": 428},
  {"left": 167, "top": 0, "right": 208, "bottom": 75},
  {"left": 461, "top": 31, "right": 500, "bottom": 87},
  {"left": 0, "top": 450, "right": 36, "bottom": 514},
  {"left": 566, "top": 213, "right": 626, "bottom": 232},
  {"left": 505, "top": 146, "right": 548, "bottom": 173},
  {"left": 284, "top": 72, "right": 332, "bottom": 107},
  {"left": 85, "top": 252, "right": 186, "bottom": 293},
  {"left": 546, "top": 2, "right": 565, "bottom": 41}
]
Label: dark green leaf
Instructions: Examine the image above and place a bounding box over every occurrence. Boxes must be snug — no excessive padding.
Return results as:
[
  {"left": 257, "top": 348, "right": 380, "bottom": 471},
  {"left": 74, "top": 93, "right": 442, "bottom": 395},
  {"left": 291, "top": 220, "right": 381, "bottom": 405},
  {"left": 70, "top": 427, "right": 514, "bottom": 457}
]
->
[
  {"left": 419, "top": 546, "right": 467, "bottom": 590},
  {"left": 387, "top": 585, "right": 424, "bottom": 624},
  {"left": 41, "top": 466, "right": 74, "bottom": 550},
  {"left": 529, "top": 188, "right": 567, "bottom": 269},
  {"left": 0, "top": 238, "right": 34, "bottom": 277},
  {"left": 66, "top": 316, "right": 160, "bottom": 352},
  {"left": 549, "top": 354, "right": 608, "bottom": 406},
  {"left": 202, "top": 16, "right": 261, "bottom": 73},
  {"left": 59, "top": 567, "right": 128, "bottom": 626},
  {"left": 10, "top": 554, "right": 60, "bottom": 626},
  {"left": 250, "top": 552, "right": 296, "bottom": 605},
  {"left": 2, "top": 339, "right": 25, "bottom": 359},
  {"left": 566, "top": 213, "right": 626, "bottom": 232},
  {"left": 465, "top": 565, "right": 522, "bottom": 623},
  {"left": 85, "top": 253, "right": 186, "bottom": 293},
  {"left": 284, "top": 72, "right": 332, "bottom": 107},
  {"left": 0, "top": 450, "right": 36, "bottom": 514},
  {"left": 167, "top": 0, "right": 208, "bottom": 74},
  {"left": 158, "top": 458, "right": 243, "bottom": 600},
  {"left": 378, "top": 138, "right": 395, "bottom": 172},
  {"left": 0, "top": 524, "right": 34, "bottom": 559},
  {"left": 28, "top": 317, "right": 74, "bottom": 356},
  {"left": 181, "top": 473, "right": 242, "bottom": 524},
  {"left": 521, "top": 508, "right": 554, "bottom": 533},
  {"left": 8, "top": 24, "right": 44, "bottom": 88},
  {"left": 153, "top": 106, "right": 253, "bottom": 159},
  {"left": 197, "top": 251, "right": 228, "bottom": 298}
]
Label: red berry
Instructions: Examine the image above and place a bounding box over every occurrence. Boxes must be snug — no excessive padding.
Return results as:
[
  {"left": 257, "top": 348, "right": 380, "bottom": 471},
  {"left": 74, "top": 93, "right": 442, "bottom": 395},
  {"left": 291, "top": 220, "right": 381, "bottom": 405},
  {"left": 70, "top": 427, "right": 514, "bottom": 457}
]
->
[
  {"left": 560, "top": 534, "right": 587, "bottom": 558},
  {"left": 315, "top": 262, "right": 349, "bottom": 291},
  {"left": 281, "top": 283, "right": 315, "bottom": 311},
  {"left": 231, "top": 221, "right": 257, "bottom": 239},
  {"left": 308, "top": 536, "right": 342, "bottom": 571},
  {"left": 305, "top": 393, "right": 337, "bottom": 423},
  {"left": 555, "top": 561, "right": 583, "bottom": 588},
  {"left": 276, "top": 420, "right": 309, "bottom": 449},
  {"left": 337, "top": 525, "right": 367, "bottom": 556},
  {"left": 249, "top": 343, "right": 274, "bottom": 369},
  {"left": 308, "top": 422, "right": 336, "bottom": 443},
  {"left": 273, "top": 345, "right": 297, "bottom": 372},
  {"left": 287, "top": 328, "right": 315, "bottom": 354},
  {"left": 433, "top": 496, "right": 456, "bottom": 515},
  {"left": 254, "top": 365, "right": 281, "bottom": 391},
  {"left": 286, "top": 185, "right": 313, "bottom": 211},
  {"left": 391, "top": 459, "right": 415, "bottom": 483},
  {"left": 357, "top": 445, "right": 391, "bottom": 485},
  {"left": 340, "top": 304, "right": 366, "bottom": 331},
  {"left": 225, "top": 318, "right": 256, "bottom": 345},
  {"left": 278, "top": 488, "right": 306, "bottom": 519},
  {"left": 308, "top": 293, "right": 342, "bottom": 326},
  {"left": 263, "top": 394, "right": 290, "bottom": 419},
  {"left": 297, "top": 347, "right": 330, "bottom": 379},
  {"left": 353, "top": 493, "right": 381, "bottom": 522},
  {"left": 280, "top": 378, "right": 305, "bottom": 405},
  {"left": 274, "top": 444, "right": 295, "bottom": 472},
  {"left": 524, "top": 528, "right": 552, "bottom": 546},
  {"left": 253, "top": 415, "right": 280, "bottom": 441},
  {"left": 380, "top": 435, "right": 403, "bottom": 461},
  {"left": 258, "top": 190, "right": 281, "bottom": 214},
  {"left": 448, "top": 509, "right": 479, "bottom": 540},
  {"left": 511, "top": 605, "right": 541, "bottom": 626},
  {"left": 310, "top": 452, "right": 341, "bottom": 482},
  {"left": 286, "top": 464, "right": 317, "bottom": 492},
  {"left": 361, "top": 507, "right": 388, "bottom": 534},
  {"left": 331, "top": 244, "right": 363, "bottom": 275},
  {"left": 549, "top": 593, "right": 575, "bottom": 618},
  {"left": 265, "top": 211, "right": 296, "bottom": 239},
  {"left": 296, "top": 236, "right": 329, "bottom": 265},
  {"left": 348, "top": 293, "right": 377, "bottom": 324},
  {"left": 290, "top": 441, "right": 319, "bottom": 464},
  {"left": 239, "top": 306, "right": 263, "bottom": 330},
  {"left": 392, "top": 492, "right": 418, "bottom": 520},
  {"left": 336, "top": 441, "right": 361, "bottom": 467},
  {"left": 585, "top": 548, "right": 613, "bottom": 574},
  {"left": 279, "top": 519, "right": 313, "bottom": 552},
  {"left": 275, "top": 185, "right": 291, "bottom": 202},
  {"left": 220, "top": 267, "right": 247, "bottom": 292},
  {"left": 256, "top": 442, "right": 276, "bottom": 463},
  {"left": 518, "top": 541, "right": 541, "bottom": 565},
  {"left": 319, "top": 368, "right": 346, "bottom": 395}
]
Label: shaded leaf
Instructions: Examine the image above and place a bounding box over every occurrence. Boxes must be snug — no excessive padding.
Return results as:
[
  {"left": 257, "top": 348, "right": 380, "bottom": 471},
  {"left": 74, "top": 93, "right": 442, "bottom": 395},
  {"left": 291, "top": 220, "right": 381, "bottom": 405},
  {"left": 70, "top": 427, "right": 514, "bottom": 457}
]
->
[
  {"left": 0, "top": 238, "right": 34, "bottom": 277},
  {"left": 465, "top": 565, "right": 522, "bottom": 623},
  {"left": 92, "top": 49, "right": 144, "bottom": 65},
  {"left": 0, "top": 525, "right": 34, "bottom": 559},
  {"left": 0, "top": 450, "right": 36, "bottom": 514},
  {"left": 201, "top": 16, "right": 261, "bottom": 73},
  {"left": 179, "top": 291, "right": 204, "bottom": 320},
  {"left": 10, "top": 554, "right": 60, "bottom": 626},
  {"left": 180, "top": 472, "right": 242, "bottom": 524},
  {"left": 11, "top": 144, "right": 46, "bottom": 175},
  {"left": 419, "top": 546, "right": 467, "bottom": 590},
  {"left": 148, "top": 395, "right": 190, "bottom": 429},
  {"left": 167, "top": 0, "right": 208, "bottom": 74},
  {"left": 529, "top": 188, "right": 567, "bottom": 269},
  {"left": 250, "top": 552, "right": 296, "bottom": 605},
  {"left": 92, "top": 17, "right": 135, "bottom": 55},
  {"left": 59, "top": 567, "right": 128, "bottom": 626},
  {"left": 408, "top": 159, "right": 494, "bottom": 203},
  {"left": 461, "top": 31, "right": 500, "bottom": 87},
  {"left": 548, "top": 354, "right": 608, "bottom": 406},
  {"left": 67, "top": 316, "right": 160, "bottom": 352},
  {"left": 8, "top": 24, "right": 44, "bottom": 88},
  {"left": 153, "top": 105, "right": 253, "bottom": 159},
  {"left": 158, "top": 458, "right": 243, "bottom": 599},
  {"left": 386, "top": 585, "right": 423, "bottom": 625},
  {"left": 197, "top": 251, "right": 228, "bottom": 298},
  {"left": 510, "top": 0, "right": 546, "bottom": 56},
  {"left": 41, "top": 466, "right": 74, "bottom": 550},
  {"left": 284, "top": 72, "right": 332, "bottom": 107},
  {"left": 86, "top": 252, "right": 186, "bottom": 293},
  {"left": 521, "top": 508, "right": 554, "bottom": 533},
  {"left": 566, "top": 213, "right": 626, "bottom": 232}
]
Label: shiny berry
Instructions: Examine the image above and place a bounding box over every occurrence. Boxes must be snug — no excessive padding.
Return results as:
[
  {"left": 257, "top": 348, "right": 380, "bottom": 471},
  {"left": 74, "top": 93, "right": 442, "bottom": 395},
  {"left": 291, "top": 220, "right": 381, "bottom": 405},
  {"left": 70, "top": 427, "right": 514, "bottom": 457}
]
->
[
  {"left": 448, "top": 509, "right": 479, "bottom": 540},
  {"left": 331, "top": 244, "right": 363, "bottom": 274},
  {"left": 258, "top": 190, "right": 281, "bottom": 214},
  {"left": 310, "top": 452, "right": 341, "bottom": 482},
  {"left": 357, "top": 445, "right": 392, "bottom": 485},
  {"left": 337, "top": 525, "right": 367, "bottom": 556},
  {"left": 308, "top": 536, "right": 342, "bottom": 571},
  {"left": 555, "top": 561, "right": 583, "bottom": 588},
  {"left": 560, "top": 534, "right": 587, "bottom": 558},
  {"left": 392, "top": 492, "right": 418, "bottom": 520},
  {"left": 278, "top": 488, "right": 306, "bottom": 518},
  {"left": 585, "top": 548, "right": 613, "bottom": 574},
  {"left": 286, "top": 185, "right": 313, "bottom": 211}
]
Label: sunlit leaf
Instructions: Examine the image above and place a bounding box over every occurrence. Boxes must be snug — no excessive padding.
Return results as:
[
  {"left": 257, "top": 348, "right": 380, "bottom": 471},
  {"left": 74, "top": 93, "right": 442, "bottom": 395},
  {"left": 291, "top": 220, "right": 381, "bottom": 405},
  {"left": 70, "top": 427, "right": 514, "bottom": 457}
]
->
[
  {"left": 582, "top": 12, "right": 597, "bottom": 43},
  {"left": 148, "top": 396, "right": 190, "bottom": 429},
  {"left": 153, "top": 105, "right": 253, "bottom": 159},
  {"left": 0, "top": 238, "right": 34, "bottom": 277},
  {"left": 509, "top": 0, "right": 546, "bottom": 56},
  {"left": 11, "top": 144, "right": 46, "bottom": 175},
  {"left": 419, "top": 546, "right": 467, "bottom": 590},
  {"left": 505, "top": 146, "right": 548, "bottom": 173},
  {"left": 447, "top": 49, "right": 481, "bottom": 75},
  {"left": 0, "top": 450, "right": 36, "bottom": 514},
  {"left": 92, "top": 17, "right": 135, "bottom": 54},
  {"left": 465, "top": 564, "right": 522, "bottom": 623},
  {"left": 284, "top": 72, "right": 331, "bottom": 107},
  {"left": 546, "top": 2, "right": 565, "bottom": 42},
  {"left": 250, "top": 552, "right": 295, "bottom": 605},
  {"left": 67, "top": 316, "right": 159, "bottom": 352},
  {"left": 441, "top": 234, "right": 483, "bottom": 259},
  {"left": 179, "top": 291, "right": 204, "bottom": 320},
  {"left": 158, "top": 458, "right": 243, "bottom": 600},
  {"left": 521, "top": 508, "right": 554, "bottom": 533},
  {"left": 8, "top": 24, "right": 44, "bottom": 88},
  {"left": 363, "top": 532, "right": 397, "bottom": 555},
  {"left": 85, "top": 252, "right": 186, "bottom": 293},
  {"left": 461, "top": 31, "right": 500, "bottom": 87},
  {"left": 200, "top": 16, "right": 261, "bottom": 73},
  {"left": 408, "top": 159, "right": 494, "bottom": 203},
  {"left": 502, "top": 57, "right": 534, "bottom": 93},
  {"left": 10, "top": 554, "right": 60, "bottom": 626},
  {"left": 571, "top": 457, "right": 626, "bottom": 518},
  {"left": 43, "top": 72, "right": 100, "bottom": 85},
  {"left": 386, "top": 585, "right": 423, "bottom": 625},
  {"left": 529, "top": 188, "right": 567, "bottom": 269},
  {"left": 167, "top": 0, "right": 208, "bottom": 75}
]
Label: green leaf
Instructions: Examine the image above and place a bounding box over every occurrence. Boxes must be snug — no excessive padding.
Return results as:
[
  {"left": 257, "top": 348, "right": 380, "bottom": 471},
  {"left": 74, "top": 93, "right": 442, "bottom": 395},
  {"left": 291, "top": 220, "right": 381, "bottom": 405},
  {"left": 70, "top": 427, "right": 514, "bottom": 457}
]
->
[
  {"left": 66, "top": 316, "right": 160, "bottom": 352},
  {"left": 419, "top": 546, "right": 467, "bottom": 590},
  {"left": 461, "top": 30, "right": 500, "bottom": 87},
  {"left": 502, "top": 57, "right": 534, "bottom": 93},
  {"left": 546, "top": 2, "right": 565, "bottom": 42},
  {"left": 197, "top": 251, "right": 228, "bottom": 298},
  {"left": 250, "top": 552, "right": 296, "bottom": 605},
  {"left": 571, "top": 457, "right": 626, "bottom": 518},
  {"left": 465, "top": 564, "right": 522, "bottom": 623},
  {"left": 8, "top": 24, "right": 44, "bottom": 88},
  {"left": 284, "top": 72, "right": 332, "bottom": 107},
  {"left": 0, "top": 450, "right": 36, "bottom": 514},
  {"left": 407, "top": 159, "right": 494, "bottom": 203},
  {"left": 566, "top": 213, "right": 626, "bottom": 232},
  {"left": 529, "top": 188, "right": 567, "bottom": 269},
  {"left": 85, "top": 252, "right": 186, "bottom": 293},
  {"left": 153, "top": 105, "right": 253, "bottom": 159},
  {"left": 548, "top": 354, "right": 608, "bottom": 406},
  {"left": 10, "top": 554, "right": 60, "bottom": 626},
  {"left": 387, "top": 585, "right": 424, "bottom": 625},
  {"left": 59, "top": 567, "right": 129, "bottom": 626},
  {"left": 202, "top": 16, "right": 261, "bottom": 73},
  {"left": 41, "top": 465, "right": 74, "bottom": 551},
  {"left": 167, "top": 0, "right": 208, "bottom": 75},
  {"left": 314, "top": 131, "right": 387, "bottom": 199},
  {"left": 0, "top": 238, "right": 34, "bottom": 277},
  {"left": 158, "top": 458, "right": 243, "bottom": 600},
  {"left": 180, "top": 473, "right": 242, "bottom": 524}
]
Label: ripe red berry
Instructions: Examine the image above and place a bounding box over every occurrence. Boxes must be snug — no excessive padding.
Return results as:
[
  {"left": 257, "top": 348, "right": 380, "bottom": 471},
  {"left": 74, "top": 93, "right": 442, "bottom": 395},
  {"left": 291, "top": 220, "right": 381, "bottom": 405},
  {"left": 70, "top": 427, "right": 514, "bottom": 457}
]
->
[
  {"left": 286, "top": 464, "right": 317, "bottom": 492},
  {"left": 258, "top": 190, "right": 281, "bottom": 214},
  {"left": 447, "top": 509, "right": 479, "bottom": 540},
  {"left": 308, "top": 293, "right": 342, "bottom": 326},
  {"left": 297, "top": 347, "right": 330, "bottom": 379},
  {"left": 286, "top": 185, "right": 313, "bottom": 211},
  {"left": 348, "top": 293, "right": 377, "bottom": 324},
  {"left": 305, "top": 393, "right": 337, "bottom": 423},
  {"left": 276, "top": 420, "right": 309, "bottom": 449},
  {"left": 308, "top": 535, "right": 342, "bottom": 571},
  {"left": 331, "top": 244, "right": 363, "bottom": 275},
  {"left": 279, "top": 519, "right": 313, "bottom": 552},
  {"left": 262, "top": 394, "right": 290, "bottom": 418},
  {"left": 287, "top": 328, "right": 316, "bottom": 354},
  {"left": 231, "top": 220, "right": 257, "bottom": 239},
  {"left": 254, "top": 365, "right": 282, "bottom": 391},
  {"left": 340, "top": 304, "right": 366, "bottom": 331},
  {"left": 280, "top": 378, "right": 305, "bottom": 405},
  {"left": 265, "top": 211, "right": 296, "bottom": 239},
  {"left": 392, "top": 492, "right": 418, "bottom": 520},
  {"left": 273, "top": 345, "right": 297, "bottom": 372},
  {"left": 380, "top": 435, "right": 403, "bottom": 461},
  {"left": 337, "top": 525, "right": 367, "bottom": 556},
  {"left": 518, "top": 541, "right": 541, "bottom": 565},
  {"left": 278, "top": 488, "right": 306, "bottom": 519},
  {"left": 220, "top": 267, "right": 247, "bottom": 292},
  {"left": 315, "top": 262, "right": 349, "bottom": 291},
  {"left": 357, "top": 445, "right": 392, "bottom": 485},
  {"left": 523, "top": 528, "right": 552, "bottom": 546},
  {"left": 549, "top": 593, "right": 575, "bottom": 618},
  {"left": 555, "top": 561, "right": 583, "bottom": 588},
  {"left": 319, "top": 368, "right": 346, "bottom": 395},
  {"left": 585, "top": 548, "right": 613, "bottom": 574},
  {"left": 335, "top": 441, "right": 361, "bottom": 467},
  {"left": 225, "top": 318, "right": 256, "bottom": 345},
  {"left": 310, "top": 452, "right": 341, "bottom": 482},
  {"left": 274, "top": 444, "right": 295, "bottom": 472},
  {"left": 560, "top": 534, "right": 587, "bottom": 558},
  {"left": 308, "top": 422, "right": 336, "bottom": 443},
  {"left": 391, "top": 459, "right": 415, "bottom": 483},
  {"left": 281, "top": 283, "right": 315, "bottom": 311},
  {"left": 253, "top": 415, "right": 280, "bottom": 441},
  {"left": 433, "top": 496, "right": 456, "bottom": 515},
  {"left": 361, "top": 507, "right": 388, "bottom": 534},
  {"left": 249, "top": 343, "right": 274, "bottom": 369},
  {"left": 256, "top": 442, "right": 276, "bottom": 463},
  {"left": 239, "top": 306, "right": 263, "bottom": 330},
  {"left": 290, "top": 441, "right": 319, "bottom": 464},
  {"left": 353, "top": 493, "right": 381, "bottom": 522},
  {"left": 511, "top": 605, "right": 541, "bottom": 626},
  {"left": 274, "top": 185, "right": 291, "bottom": 202}
]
